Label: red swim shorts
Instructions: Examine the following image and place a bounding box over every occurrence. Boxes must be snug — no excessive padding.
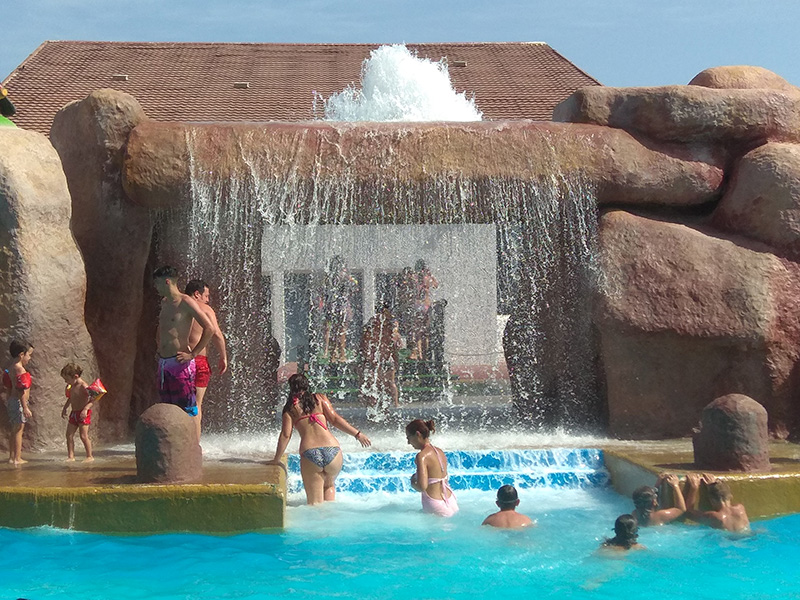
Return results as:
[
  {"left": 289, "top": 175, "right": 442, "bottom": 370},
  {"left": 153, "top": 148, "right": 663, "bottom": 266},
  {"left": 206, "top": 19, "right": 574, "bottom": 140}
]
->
[
  {"left": 69, "top": 409, "right": 92, "bottom": 426},
  {"left": 194, "top": 355, "right": 211, "bottom": 388}
]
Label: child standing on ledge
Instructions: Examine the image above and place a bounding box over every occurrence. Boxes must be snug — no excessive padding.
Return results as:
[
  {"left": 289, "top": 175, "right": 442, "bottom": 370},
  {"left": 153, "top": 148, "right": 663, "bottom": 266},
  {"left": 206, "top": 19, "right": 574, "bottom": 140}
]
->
[
  {"left": 60, "top": 363, "right": 106, "bottom": 462},
  {"left": 3, "top": 339, "right": 34, "bottom": 465}
]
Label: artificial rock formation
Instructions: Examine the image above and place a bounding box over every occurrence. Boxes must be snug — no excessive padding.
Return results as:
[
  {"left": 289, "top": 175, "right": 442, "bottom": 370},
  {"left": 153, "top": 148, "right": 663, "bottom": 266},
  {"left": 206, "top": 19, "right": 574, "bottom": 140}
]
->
[
  {"left": 554, "top": 85, "right": 800, "bottom": 146},
  {"left": 135, "top": 403, "right": 202, "bottom": 484},
  {"left": 713, "top": 143, "right": 800, "bottom": 261},
  {"left": 693, "top": 394, "right": 770, "bottom": 472},
  {"left": 689, "top": 66, "right": 798, "bottom": 92},
  {"left": 596, "top": 209, "right": 800, "bottom": 438},
  {"left": 50, "top": 89, "right": 153, "bottom": 441},
  {"left": 0, "top": 127, "right": 96, "bottom": 450},
  {"left": 122, "top": 120, "right": 723, "bottom": 210}
]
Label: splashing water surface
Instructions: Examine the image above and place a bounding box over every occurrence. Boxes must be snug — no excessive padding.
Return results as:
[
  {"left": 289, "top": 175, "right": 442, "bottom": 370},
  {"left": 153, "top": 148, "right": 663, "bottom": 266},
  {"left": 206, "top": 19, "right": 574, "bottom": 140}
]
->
[{"left": 320, "top": 45, "right": 483, "bottom": 122}]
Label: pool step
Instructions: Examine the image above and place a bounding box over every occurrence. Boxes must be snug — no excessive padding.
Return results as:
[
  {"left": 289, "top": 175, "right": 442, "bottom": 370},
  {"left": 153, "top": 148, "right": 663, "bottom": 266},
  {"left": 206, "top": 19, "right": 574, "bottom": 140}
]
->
[{"left": 287, "top": 448, "right": 609, "bottom": 494}]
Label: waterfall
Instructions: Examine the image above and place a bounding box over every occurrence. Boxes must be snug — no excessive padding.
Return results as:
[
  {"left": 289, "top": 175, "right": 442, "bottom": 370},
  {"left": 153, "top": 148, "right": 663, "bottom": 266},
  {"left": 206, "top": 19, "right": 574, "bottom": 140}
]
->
[{"left": 153, "top": 126, "right": 601, "bottom": 433}]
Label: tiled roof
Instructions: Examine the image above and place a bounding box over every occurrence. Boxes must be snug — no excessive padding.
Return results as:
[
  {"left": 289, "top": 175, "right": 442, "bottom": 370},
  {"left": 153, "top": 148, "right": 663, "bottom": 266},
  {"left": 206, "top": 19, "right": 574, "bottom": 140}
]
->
[{"left": 2, "top": 41, "right": 600, "bottom": 134}]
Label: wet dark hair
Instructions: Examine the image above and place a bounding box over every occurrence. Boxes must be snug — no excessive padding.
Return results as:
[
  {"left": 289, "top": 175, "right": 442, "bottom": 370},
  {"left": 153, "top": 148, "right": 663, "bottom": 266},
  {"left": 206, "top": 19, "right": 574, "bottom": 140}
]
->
[
  {"left": 414, "top": 258, "right": 427, "bottom": 272},
  {"left": 283, "top": 373, "right": 316, "bottom": 415},
  {"left": 405, "top": 418, "right": 435, "bottom": 439},
  {"left": 184, "top": 279, "right": 209, "bottom": 297},
  {"left": 604, "top": 514, "right": 639, "bottom": 549},
  {"left": 632, "top": 486, "right": 658, "bottom": 523},
  {"left": 707, "top": 481, "right": 733, "bottom": 503},
  {"left": 153, "top": 265, "right": 178, "bottom": 280},
  {"left": 9, "top": 339, "right": 32, "bottom": 358},
  {"left": 497, "top": 484, "right": 519, "bottom": 509}
]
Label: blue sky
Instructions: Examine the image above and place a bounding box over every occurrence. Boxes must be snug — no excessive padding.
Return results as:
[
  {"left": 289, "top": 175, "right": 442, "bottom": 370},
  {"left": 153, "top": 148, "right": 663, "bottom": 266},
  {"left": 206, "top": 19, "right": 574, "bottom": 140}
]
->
[{"left": 3, "top": 0, "right": 799, "bottom": 87}]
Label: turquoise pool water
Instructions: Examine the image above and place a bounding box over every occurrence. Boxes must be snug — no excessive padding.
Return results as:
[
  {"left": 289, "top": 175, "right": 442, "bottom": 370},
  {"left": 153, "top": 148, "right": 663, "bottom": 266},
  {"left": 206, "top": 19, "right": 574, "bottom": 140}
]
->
[{"left": 3, "top": 450, "right": 800, "bottom": 599}]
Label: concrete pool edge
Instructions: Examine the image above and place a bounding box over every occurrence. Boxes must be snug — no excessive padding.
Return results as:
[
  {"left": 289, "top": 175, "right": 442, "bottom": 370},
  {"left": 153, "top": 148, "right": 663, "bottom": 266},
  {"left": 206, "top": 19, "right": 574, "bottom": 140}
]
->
[
  {"left": 604, "top": 447, "right": 800, "bottom": 520},
  {"left": 0, "top": 477, "right": 286, "bottom": 534},
  {"left": 4, "top": 443, "right": 800, "bottom": 532}
]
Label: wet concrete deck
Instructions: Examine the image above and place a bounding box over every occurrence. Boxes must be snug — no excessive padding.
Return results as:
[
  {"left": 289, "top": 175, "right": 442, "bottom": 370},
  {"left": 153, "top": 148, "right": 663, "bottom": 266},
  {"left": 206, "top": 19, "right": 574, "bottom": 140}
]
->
[{"left": 0, "top": 448, "right": 286, "bottom": 534}]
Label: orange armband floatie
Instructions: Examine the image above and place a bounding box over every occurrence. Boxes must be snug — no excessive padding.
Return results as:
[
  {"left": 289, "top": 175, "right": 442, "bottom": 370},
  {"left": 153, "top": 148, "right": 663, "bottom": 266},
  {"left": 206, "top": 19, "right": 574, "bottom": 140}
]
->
[{"left": 87, "top": 379, "right": 107, "bottom": 401}]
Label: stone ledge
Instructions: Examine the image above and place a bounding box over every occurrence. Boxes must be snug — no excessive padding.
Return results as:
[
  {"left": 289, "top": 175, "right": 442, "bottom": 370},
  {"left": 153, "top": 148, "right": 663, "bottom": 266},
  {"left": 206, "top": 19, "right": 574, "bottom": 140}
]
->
[
  {"left": 0, "top": 482, "right": 286, "bottom": 533},
  {"left": 604, "top": 443, "right": 800, "bottom": 520}
]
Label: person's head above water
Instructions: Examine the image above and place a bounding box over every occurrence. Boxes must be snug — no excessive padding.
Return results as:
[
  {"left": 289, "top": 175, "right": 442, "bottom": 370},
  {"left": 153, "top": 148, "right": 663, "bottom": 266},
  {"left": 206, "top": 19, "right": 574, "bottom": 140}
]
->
[
  {"left": 405, "top": 418, "right": 435, "bottom": 449},
  {"left": 607, "top": 514, "right": 639, "bottom": 549},
  {"left": 496, "top": 485, "right": 520, "bottom": 510},
  {"left": 706, "top": 480, "right": 733, "bottom": 507},
  {"left": 633, "top": 485, "right": 659, "bottom": 513},
  {"left": 284, "top": 373, "right": 315, "bottom": 415}
]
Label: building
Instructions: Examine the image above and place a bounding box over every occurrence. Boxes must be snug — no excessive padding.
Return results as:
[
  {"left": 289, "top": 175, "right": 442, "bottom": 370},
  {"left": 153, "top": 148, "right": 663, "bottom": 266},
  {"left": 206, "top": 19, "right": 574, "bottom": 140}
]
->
[{"left": 2, "top": 41, "right": 600, "bottom": 134}]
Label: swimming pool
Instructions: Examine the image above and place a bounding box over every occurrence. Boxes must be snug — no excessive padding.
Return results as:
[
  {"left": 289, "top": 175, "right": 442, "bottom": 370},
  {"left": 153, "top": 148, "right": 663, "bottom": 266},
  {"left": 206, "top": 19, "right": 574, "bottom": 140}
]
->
[{"left": 3, "top": 449, "right": 799, "bottom": 599}]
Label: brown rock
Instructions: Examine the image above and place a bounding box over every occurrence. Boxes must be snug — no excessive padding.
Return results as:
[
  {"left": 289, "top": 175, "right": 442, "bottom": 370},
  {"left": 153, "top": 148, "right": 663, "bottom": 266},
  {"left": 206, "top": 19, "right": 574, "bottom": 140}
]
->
[
  {"left": 554, "top": 85, "right": 800, "bottom": 146},
  {"left": 135, "top": 403, "right": 202, "bottom": 483},
  {"left": 712, "top": 143, "right": 800, "bottom": 260},
  {"left": 689, "top": 66, "right": 797, "bottom": 92},
  {"left": 50, "top": 90, "right": 153, "bottom": 442},
  {"left": 693, "top": 393, "right": 770, "bottom": 471},
  {"left": 0, "top": 127, "right": 96, "bottom": 450},
  {"left": 596, "top": 209, "right": 800, "bottom": 438},
  {"left": 123, "top": 120, "right": 723, "bottom": 210}
]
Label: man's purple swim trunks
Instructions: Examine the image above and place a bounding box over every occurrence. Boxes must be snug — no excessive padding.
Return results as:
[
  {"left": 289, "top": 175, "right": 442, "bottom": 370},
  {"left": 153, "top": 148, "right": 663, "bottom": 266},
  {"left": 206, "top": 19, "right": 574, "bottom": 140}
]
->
[{"left": 158, "top": 356, "right": 197, "bottom": 416}]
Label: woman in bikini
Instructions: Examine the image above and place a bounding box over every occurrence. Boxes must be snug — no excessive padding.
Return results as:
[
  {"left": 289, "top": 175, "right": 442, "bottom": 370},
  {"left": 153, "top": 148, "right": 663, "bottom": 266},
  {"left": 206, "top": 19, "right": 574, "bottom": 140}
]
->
[
  {"left": 268, "top": 373, "right": 371, "bottom": 505},
  {"left": 406, "top": 418, "right": 459, "bottom": 517}
]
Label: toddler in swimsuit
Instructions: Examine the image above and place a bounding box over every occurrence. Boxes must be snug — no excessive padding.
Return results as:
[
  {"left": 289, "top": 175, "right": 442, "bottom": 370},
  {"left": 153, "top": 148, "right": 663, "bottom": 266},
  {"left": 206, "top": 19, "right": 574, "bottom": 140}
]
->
[
  {"left": 406, "top": 418, "right": 459, "bottom": 517},
  {"left": 61, "top": 362, "right": 107, "bottom": 462},
  {"left": 3, "top": 339, "right": 34, "bottom": 465}
]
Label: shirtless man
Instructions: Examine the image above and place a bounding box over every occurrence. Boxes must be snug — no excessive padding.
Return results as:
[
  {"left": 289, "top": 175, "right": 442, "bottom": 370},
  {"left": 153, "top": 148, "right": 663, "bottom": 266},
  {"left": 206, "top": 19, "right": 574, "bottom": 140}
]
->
[
  {"left": 685, "top": 472, "right": 750, "bottom": 532},
  {"left": 482, "top": 485, "right": 535, "bottom": 529},
  {"left": 184, "top": 279, "right": 228, "bottom": 440},
  {"left": 153, "top": 266, "right": 214, "bottom": 420}
]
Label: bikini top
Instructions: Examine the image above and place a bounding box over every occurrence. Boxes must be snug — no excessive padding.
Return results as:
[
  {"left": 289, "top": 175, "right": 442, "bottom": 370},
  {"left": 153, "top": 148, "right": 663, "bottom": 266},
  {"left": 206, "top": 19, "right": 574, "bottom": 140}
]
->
[
  {"left": 292, "top": 396, "right": 329, "bottom": 430},
  {"left": 3, "top": 369, "right": 31, "bottom": 390},
  {"left": 425, "top": 445, "right": 449, "bottom": 485}
]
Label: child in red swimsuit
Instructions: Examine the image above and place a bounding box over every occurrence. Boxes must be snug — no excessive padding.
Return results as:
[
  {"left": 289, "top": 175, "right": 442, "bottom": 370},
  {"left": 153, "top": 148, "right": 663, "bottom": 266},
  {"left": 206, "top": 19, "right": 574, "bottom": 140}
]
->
[
  {"left": 60, "top": 362, "right": 106, "bottom": 462},
  {"left": 3, "top": 339, "right": 34, "bottom": 465}
]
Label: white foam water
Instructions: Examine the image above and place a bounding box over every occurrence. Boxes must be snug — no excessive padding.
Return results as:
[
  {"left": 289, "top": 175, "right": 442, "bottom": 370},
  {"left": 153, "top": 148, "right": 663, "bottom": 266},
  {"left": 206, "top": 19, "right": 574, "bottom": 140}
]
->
[{"left": 320, "top": 44, "right": 483, "bottom": 122}]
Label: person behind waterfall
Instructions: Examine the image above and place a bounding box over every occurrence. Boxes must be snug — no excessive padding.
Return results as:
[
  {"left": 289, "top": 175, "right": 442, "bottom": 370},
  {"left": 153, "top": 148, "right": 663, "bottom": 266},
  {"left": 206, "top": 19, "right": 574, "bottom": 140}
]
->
[
  {"left": 684, "top": 473, "right": 750, "bottom": 533},
  {"left": 2, "top": 339, "right": 33, "bottom": 465},
  {"left": 360, "top": 305, "right": 402, "bottom": 413},
  {"left": 599, "top": 514, "right": 645, "bottom": 552},
  {"left": 320, "top": 255, "right": 358, "bottom": 363},
  {"left": 409, "top": 259, "right": 438, "bottom": 360},
  {"left": 406, "top": 418, "right": 459, "bottom": 517},
  {"left": 268, "top": 373, "right": 371, "bottom": 504},
  {"left": 632, "top": 473, "right": 686, "bottom": 526},
  {"left": 184, "top": 279, "right": 228, "bottom": 440},
  {"left": 153, "top": 266, "right": 214, "bottom": 420},
  {"left": 482, "top": 484, "right": 534, "bottom": 528}
]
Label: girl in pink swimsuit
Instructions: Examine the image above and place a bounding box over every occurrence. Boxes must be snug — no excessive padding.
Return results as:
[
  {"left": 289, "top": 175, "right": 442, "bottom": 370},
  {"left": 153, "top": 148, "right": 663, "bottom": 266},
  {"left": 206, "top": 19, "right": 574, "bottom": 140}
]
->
[
  {"left": 268, "top": 373, "right": 372, "bottom": 505},
  {"left": 406, "top": 418, "right": 459, "bottom": 517}
]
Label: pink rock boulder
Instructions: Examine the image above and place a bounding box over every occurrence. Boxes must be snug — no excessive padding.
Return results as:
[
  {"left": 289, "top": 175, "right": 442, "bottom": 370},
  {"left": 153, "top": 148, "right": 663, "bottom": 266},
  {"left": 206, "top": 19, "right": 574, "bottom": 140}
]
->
[
  {"left": 693, "top": 394, "right": 770, "bottom": 472},
  {"left": 689, "top": 66, "right": 797, "bottom": 92},
  {"left": 135, "top": 403, "right": 202, "bottom": 483}
]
